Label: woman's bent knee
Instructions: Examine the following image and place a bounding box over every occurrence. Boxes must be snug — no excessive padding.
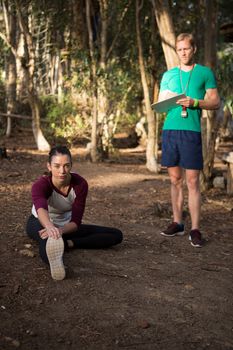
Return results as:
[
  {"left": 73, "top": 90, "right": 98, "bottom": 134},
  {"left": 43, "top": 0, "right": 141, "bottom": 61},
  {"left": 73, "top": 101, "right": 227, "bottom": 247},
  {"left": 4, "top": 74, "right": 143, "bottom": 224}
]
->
[{"left": 115, "top": 230, "right": 123, "bottom": 245}]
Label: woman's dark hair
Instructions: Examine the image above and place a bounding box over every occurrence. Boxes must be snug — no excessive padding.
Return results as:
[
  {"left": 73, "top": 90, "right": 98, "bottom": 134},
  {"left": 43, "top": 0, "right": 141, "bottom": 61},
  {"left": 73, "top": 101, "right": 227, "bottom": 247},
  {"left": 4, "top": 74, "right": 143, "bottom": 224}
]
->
[{"left": 48, "top": 145, "right": 72, "bottom": 164}]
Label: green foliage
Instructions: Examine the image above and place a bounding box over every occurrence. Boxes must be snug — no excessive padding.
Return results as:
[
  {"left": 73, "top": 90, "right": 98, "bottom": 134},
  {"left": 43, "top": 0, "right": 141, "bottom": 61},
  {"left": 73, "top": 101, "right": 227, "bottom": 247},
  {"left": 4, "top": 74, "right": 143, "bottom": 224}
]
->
[
  {"left": 1, "top": 0, "right": 233, "bottom": 148},
  {"left": 72, "top": 51, "right": 92, "bottom": 92},
  {"left": 41, "top": 95, "right": 88, "bottom": 143},
  {"left": 72, "top": 54, "right": 142, "bottom": 130},
  {"left": 217, "top": 43, "right": 233, "bottom": 105}
]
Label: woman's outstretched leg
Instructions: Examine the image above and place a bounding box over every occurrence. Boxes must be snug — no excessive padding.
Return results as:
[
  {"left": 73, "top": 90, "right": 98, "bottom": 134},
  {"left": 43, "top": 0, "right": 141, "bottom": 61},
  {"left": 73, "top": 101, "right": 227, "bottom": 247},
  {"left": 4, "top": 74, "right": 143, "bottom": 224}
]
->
[{"left": 64, "top": 224, "right": 123, "bottom": 249}]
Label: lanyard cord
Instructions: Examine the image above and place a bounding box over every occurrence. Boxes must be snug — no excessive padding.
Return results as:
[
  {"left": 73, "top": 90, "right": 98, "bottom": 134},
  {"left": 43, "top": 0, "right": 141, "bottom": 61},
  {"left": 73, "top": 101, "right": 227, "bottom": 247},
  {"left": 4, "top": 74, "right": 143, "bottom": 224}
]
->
[{"left": 179, "top": 64, "right": 194, "bottom": 95}]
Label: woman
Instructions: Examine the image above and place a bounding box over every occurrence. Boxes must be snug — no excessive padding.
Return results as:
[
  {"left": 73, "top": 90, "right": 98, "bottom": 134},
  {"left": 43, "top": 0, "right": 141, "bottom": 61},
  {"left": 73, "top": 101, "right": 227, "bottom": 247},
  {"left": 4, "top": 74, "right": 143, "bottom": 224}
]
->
[{"left": 26, "top": 145, "right": 123, "bottom": 280}]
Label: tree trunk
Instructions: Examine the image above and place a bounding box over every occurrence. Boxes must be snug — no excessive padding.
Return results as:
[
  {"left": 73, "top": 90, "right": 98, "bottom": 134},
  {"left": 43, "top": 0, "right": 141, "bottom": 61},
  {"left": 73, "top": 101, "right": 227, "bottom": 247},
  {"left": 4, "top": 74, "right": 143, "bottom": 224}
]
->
[
  {"left": 195, "top": 0, "right": 205, "bottom": 64},
  {"left": 86, "top": 0, "right": 98, "bottom": 162},
  {"left": 29, "top": 94, "right": 50, "bottom": 151},
  {"left": 151, "top": 0, "right": 178, "bottom": 168},
  {"left": 97, "top": 0, "right": 111, "bottom": 159},
  {"left": 5, "top": 54, "right": 16, "bottom": 137},
  {"left": 57, "top": 50, "right": 63, "bottom": 103},
  {"left": 150, "top": 6, "right": 160, "bottom": 160},
  {"left": 153, "top": 81, "right": 160, "bottom": 158},
  {"left": 16, "top": 32, "right": 27, "bottom": 100},
  {"left": 204, "top": 0, "right": 218, "bottom": 68},
  {"left": 16, "top": 2, "right": 50, "bottom": 151},
  {"left": 200, "top": 0, "right": 218, "bottom": 191},
  {"left": 151, "top": 0, "right": 179, "bottom": 69},
  {"left": 2, "top": 0, "right": 17, "bottom": 137},
  {"left": 136, "top": 0, "right": 158, "bottom": 173},
  {"left": 70, "top": 0, "right": 87, "bottom": 51},
  {"left": 200, "top": 110, "right": 219, "bottom": 190}
]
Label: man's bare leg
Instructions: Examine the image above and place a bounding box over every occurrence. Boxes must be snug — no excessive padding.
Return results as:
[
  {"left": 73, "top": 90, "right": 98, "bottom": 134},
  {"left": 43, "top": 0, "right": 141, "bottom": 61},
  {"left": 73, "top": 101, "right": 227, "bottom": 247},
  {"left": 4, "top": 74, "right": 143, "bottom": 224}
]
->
[
  {"left": 185, "top": 169, "right": 201, "bottom": 230},
  {"left": 168, "top": 166, "right": 184, "bottom": 223}
]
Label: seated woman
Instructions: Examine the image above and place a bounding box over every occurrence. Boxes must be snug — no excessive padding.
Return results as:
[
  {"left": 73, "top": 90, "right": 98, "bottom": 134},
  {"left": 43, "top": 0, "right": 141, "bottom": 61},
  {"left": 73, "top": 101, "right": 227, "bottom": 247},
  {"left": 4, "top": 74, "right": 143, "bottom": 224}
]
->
[{"left": 26, "top": 145, "right": 123, "bottom": 280}]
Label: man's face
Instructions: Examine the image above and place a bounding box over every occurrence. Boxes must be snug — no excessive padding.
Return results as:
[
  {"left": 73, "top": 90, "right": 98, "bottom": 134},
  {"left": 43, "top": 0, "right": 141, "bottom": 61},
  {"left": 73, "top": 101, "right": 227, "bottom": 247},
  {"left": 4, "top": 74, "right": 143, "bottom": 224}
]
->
[{"left": 176, "top": 38, "right": 195, "bottom": 66}]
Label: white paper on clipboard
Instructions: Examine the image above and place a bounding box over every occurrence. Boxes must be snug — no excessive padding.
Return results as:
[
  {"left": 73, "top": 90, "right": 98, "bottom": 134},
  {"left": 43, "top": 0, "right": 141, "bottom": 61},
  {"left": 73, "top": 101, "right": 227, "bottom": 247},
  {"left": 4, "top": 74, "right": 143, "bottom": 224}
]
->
[{"left": 151, "top": 93, "right": 186, "bottom": 113}]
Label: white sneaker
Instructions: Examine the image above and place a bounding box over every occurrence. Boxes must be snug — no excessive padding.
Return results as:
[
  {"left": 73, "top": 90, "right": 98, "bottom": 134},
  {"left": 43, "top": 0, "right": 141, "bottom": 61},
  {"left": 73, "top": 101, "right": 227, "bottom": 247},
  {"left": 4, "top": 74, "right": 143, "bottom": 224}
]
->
[{"left": 46, "top": 237, "right": 65, "bottom": 280}]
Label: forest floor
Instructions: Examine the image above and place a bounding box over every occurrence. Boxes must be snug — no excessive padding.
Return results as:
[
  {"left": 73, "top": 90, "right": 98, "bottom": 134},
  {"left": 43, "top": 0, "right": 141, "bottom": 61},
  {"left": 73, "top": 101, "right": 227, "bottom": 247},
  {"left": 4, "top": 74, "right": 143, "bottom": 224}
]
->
[{"left": 0, "top": 132, "right": 233, "bottom": 350}]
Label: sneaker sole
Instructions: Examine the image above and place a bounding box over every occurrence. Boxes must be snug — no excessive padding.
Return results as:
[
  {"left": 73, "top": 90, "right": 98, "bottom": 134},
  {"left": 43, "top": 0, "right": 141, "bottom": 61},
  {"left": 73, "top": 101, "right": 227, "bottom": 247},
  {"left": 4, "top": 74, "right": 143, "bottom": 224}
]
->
[
  {"left": 160, "top": 230, "right": 185, "bottom": 237},
  {"left": 189, "top": 236, "right": 203, "bottom": 248},
  {"left": 46, "top": 237, "right": 65, "bottom": 280},
  {"left": 190, "top": 242, "right": 203, "bottom": 248}
]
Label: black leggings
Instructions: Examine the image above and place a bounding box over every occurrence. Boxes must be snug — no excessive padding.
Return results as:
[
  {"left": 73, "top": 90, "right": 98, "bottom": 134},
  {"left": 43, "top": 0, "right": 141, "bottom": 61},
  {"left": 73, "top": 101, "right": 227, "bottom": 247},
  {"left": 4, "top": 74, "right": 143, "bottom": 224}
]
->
[{"left": 26, "top": 215, "right": 123, "bottom": 264}]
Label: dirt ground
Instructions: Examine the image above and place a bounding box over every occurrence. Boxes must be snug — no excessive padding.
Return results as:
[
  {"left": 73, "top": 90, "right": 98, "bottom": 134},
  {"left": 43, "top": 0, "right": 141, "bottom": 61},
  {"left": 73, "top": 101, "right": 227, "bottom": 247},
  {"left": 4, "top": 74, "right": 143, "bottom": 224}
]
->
[{"left": 0, "top": 133, "right": 233, "bottom": 350}]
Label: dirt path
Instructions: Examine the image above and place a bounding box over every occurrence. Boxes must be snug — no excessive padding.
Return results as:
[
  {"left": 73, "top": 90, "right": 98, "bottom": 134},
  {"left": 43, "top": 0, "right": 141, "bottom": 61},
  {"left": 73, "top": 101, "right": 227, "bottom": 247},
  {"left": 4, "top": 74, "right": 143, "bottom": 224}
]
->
[{"left": 0, "top": 136, "right": 233, "bottom": 350}]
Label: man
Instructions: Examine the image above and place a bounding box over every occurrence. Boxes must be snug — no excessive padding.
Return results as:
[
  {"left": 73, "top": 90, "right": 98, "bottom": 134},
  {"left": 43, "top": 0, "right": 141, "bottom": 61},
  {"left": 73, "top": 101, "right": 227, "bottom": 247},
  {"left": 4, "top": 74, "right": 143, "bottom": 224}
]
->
[{"left": 158, "top": 33, "right": 220, "bottom": 247}]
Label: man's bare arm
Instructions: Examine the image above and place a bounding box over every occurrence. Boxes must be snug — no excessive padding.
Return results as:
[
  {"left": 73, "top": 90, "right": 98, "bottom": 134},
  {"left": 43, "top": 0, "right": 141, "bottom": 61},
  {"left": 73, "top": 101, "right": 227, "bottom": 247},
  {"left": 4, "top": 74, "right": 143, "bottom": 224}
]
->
[
  {"left": 198, "top": 88, "right": 220, "bottom": 110},
  {"left": 176, "top": 88, "right": 220, "bottom": 110}
]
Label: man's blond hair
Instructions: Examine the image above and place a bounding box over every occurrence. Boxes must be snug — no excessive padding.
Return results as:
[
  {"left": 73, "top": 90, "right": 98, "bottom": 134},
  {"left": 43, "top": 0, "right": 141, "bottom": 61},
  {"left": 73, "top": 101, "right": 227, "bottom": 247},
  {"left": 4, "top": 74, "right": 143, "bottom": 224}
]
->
[{"left": 175, "top": 33, "right": 196, "bottom": 49}]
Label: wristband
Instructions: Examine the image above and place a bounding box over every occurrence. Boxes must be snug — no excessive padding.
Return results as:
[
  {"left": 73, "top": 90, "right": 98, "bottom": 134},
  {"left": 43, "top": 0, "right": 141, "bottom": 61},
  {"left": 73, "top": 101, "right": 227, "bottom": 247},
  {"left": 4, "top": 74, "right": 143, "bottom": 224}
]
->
[{"left": 193, "top": 99, "right": 199, "bottom": 108}]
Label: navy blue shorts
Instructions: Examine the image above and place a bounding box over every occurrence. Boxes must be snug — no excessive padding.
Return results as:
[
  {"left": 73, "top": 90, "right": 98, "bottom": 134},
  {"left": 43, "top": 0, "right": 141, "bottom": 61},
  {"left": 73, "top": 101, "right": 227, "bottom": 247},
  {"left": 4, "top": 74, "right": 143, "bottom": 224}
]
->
[{"left": 161, "top": 130, "right": 203, "bottom": 170}]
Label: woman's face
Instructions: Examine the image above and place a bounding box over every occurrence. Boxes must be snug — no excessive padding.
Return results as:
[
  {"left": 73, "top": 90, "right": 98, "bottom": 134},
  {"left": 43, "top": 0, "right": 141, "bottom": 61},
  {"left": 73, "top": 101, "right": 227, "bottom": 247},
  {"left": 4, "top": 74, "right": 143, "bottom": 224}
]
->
[{"left": 47, "top": 153, "right": 72, "bottom": 184}]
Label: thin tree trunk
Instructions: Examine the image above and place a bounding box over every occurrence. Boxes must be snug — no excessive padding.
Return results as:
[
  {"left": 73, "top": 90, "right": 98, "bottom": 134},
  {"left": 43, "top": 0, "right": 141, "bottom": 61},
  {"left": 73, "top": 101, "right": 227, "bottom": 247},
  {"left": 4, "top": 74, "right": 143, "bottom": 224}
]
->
[
  {"left": 16, "top": 3, "right": 50, "bottom": 151},
  {"left": 2, "top": 0, "right": 17, "bottom": 137},
  {"left": 34, "top": 15, "right": 50, "bottom": 94},
  {"left": 200, "top": 0, "right": 218, "bottom": 191},
  {"left": 98, "top": 0, "right": 111, "bottom": 158},
  {"left": 99, "top": 0, "right": 108, "bottom": 69},
  {"left": 136, "top": 0, "right": 158, "bottom": 173},
  {"left": 86, "top": 0, "right": 98, "bottom": 162},
  {"left": 16, "top": 32, "right": 27, "bottom": 100},
  {"left": 70, "top": 0, "right": 87, "bottom": 51},
  {"left": 153, "top": 81, "right": 160, "bottom": 158},
  {"left": 150, "top": 6, "right": 160, "bottom": 159},
  {"left": 5, "top": 56, "right": 16, "bottom": 137},
  {"left": 57, "top": 50, "right": 63, "bottom": 103},
  {"left": 196, "top": 0, "right": 205, "bottom": 64}
]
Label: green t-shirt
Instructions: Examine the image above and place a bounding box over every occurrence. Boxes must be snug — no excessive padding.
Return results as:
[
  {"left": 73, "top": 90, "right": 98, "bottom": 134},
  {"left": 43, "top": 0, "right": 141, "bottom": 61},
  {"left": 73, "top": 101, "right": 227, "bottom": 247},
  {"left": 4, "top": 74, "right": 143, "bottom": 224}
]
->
[{"left": 160, "top": 64, "right": 217, "bottom": 132}]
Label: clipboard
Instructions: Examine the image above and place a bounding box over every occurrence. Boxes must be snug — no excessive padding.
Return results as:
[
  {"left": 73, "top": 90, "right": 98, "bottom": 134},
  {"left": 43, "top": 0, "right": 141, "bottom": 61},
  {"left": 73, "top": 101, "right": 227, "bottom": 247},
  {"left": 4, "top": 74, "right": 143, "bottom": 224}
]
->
[{"left": 151, "top": 93, "right": 186, "bottom": 113}]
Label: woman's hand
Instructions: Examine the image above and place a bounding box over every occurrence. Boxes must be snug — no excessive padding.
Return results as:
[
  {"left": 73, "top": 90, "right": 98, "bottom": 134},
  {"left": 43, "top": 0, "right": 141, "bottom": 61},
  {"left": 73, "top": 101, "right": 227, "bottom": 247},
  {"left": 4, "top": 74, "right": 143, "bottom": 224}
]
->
[
  {"left": 39, "top": 226, "right": 62, "bottom": 239},
  {"left": 39, "top": 228, "right": 48, "bottom": 239}
]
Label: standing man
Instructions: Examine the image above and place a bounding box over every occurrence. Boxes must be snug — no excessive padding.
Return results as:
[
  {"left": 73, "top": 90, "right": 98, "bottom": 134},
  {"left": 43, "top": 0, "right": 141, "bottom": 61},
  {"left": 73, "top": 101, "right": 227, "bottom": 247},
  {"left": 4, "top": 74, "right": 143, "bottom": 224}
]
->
[{"left": 158, "top": 33, "right": 220, "bottom": 247}]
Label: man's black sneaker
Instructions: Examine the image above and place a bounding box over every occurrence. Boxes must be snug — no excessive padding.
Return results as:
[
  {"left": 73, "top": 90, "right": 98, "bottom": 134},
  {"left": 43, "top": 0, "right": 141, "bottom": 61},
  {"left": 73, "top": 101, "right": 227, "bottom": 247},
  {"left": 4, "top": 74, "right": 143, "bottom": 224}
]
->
[
  {"left": 160, "top": 222, "right": 185, "bottom": 237},
  {"left": 189, "top": 229, "right": 203, "bottom": 248}
]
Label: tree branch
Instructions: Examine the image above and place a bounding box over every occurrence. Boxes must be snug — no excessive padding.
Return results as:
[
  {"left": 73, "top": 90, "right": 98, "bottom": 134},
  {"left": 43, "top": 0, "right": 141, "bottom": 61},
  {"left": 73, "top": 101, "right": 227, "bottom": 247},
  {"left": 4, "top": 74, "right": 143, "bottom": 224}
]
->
[
  {"left": 106, "top": 0, "right": 133, "bottom": 60},
  {"left": 0, "top": 31, "right": 17, "bottom": 57}
]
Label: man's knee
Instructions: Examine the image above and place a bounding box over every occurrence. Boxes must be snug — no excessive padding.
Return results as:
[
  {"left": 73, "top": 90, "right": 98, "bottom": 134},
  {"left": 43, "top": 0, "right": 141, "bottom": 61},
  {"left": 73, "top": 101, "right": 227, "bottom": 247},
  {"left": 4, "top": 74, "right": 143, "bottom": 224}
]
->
[
  {"left": 170, "top": 176, "right": 183, "bottom": 187},
  {"left": 186, "top": 177, "right": 199, "bottom": 191}
]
